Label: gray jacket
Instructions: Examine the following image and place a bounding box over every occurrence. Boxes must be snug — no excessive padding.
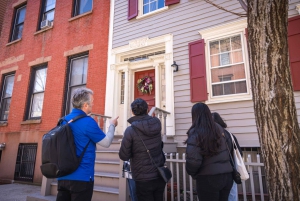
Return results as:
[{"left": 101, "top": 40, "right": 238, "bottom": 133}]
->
[
  {"left": 119, "top": 115, "right": 165, "bottom": 181},
  {"left": 185, "top": 123, "right": 233, "bottom": 179}
]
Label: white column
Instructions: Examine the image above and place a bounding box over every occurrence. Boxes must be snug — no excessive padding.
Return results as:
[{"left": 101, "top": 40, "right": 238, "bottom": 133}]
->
[{"left": 154, "top": 63, "right": 160, "bottom": 108}]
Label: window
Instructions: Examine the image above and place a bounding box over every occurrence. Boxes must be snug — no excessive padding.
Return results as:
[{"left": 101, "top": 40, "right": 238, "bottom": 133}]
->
[
  {"left": 28, "top": 66, "right": 47, "bottom": 119},
  {"left": 73, "top": 0, "right": 92, "bottom": 16},
  {"left": 66, "top": 55, "right": 88, "bottom": 113},
  {"left": 11, "top": 5, "right": 26, "bottom": 41},
  {"left": 143, "top": 0, "right": 164, "bottom": 14},
  {"left": 40, "top": 0, "right": 56, "bottom": 28},
  {"left": 0, "top": 150, "right": 2, "bottom": 162},
  {"left": 209, "top": 35, "right": 247, "bottom": 96},
  {"left": 0, "top": 74, "right": 15, "bottom": 121},
  {"left": 120, "top": 72, "right": 125, "bottom": 104}
]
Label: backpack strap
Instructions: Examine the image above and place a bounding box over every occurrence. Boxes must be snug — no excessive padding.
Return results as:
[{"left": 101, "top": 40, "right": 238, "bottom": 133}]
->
[{"left": 68, "top": 114, "right": 88, "bottom": 123}]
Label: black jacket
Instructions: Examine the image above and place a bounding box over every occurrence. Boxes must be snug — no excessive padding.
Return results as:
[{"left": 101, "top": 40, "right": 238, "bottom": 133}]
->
[
  {"left": 119, "top": 115, "right": 165, "bottom": 181},
  {"left": 185, "top": 123, "right": 233, "bottom": 179}
]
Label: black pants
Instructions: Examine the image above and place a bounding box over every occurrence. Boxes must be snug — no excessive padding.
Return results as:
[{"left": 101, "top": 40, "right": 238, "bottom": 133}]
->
[
  {"left": 196, "top": 173, "right": 233, "bottom": 201},
  {"left": 135, "top": 177, "right": 166, "bottom": 201},
  {"left": 56, "top": 180, "right": 94, "bottom": 201}
]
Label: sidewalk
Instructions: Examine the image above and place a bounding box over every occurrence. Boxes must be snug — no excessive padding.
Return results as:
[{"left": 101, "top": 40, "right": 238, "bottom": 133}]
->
[{"left": 0, "top": 183, "right": 56, "bottom": 201}]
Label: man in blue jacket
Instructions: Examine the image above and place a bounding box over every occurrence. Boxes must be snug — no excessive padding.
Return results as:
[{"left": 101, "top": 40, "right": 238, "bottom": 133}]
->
[{"left": 56, "top": 88, "right": 118, "bottom": 201}]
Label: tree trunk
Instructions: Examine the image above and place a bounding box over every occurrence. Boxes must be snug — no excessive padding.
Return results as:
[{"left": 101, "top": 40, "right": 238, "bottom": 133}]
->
[{"left": 247, "top": 1, "right": 300, "bottom": 200}]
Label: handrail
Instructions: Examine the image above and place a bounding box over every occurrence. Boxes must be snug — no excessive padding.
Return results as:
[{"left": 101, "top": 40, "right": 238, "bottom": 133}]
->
[
  {"left": 148, "top": 107, "right": 171, "bottom": 142},
  {"left": 89, "top": 113, "right": 111, "bottom": 133},
  {"left": 148, "top": 107, "right": 170, "bottom": 116}
]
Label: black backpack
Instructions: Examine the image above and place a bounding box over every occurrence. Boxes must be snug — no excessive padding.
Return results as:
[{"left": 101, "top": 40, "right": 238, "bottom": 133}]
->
[{"left": 40, "top": 114, "right": 90, "bottom": 178}]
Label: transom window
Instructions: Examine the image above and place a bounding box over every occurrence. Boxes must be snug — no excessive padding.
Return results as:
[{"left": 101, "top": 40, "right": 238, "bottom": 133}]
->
[
  {"left": 11, "top": 5, "right": 26, "bottom": 41},
  {"left": 0, "top": 74, "right": 15, "bottom": 121},
  {"left": 209, "top": 34, "right": 247, "bottom": 96},
  {"left": 73, "top": 0, "right": 92, "bottom": 16},
  {"left": 143, "top": 0, "right": 164, "bottom": 14},
  {"left": 66, "top": 55, "right": 88, "bottom": 114},
  {"left": 28, "top": 66, "right": 47, "bottom": 119}
]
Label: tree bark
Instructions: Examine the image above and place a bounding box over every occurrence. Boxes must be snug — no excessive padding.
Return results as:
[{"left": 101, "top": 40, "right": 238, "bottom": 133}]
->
[{"left": 247, "top": 0, "right": 300, "bottom": 200}]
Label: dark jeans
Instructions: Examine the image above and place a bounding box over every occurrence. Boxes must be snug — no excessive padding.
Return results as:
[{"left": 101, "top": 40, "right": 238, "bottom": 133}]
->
[
  {"left": 127, "top": 179, "right": 138, "bottom": 201},
  {"left": 196, "top": 173, "right": 233, "bottom": 201},
  {"left": 56, "top": 180, "right": 94, "bottom": 201},
  {"left": 135, "top": 177, "right": 166, "bottom": 201}
]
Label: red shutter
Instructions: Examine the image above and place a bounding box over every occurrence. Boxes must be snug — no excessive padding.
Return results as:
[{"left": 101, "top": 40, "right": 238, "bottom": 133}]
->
[
  {"left": 165, "top": 0, "right": 180, "bottom": 6},
  {"left": 128, "top": 0, "right": 138, "bottom": 20},
  {"left": 288, "top": 15, "right": 300, "bottom": 91},
  {"left": 189, "top": 39, "right": 208, "bottom": 102}
]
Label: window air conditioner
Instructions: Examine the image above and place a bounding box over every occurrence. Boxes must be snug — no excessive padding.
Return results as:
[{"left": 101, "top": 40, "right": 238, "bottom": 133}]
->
[{"left": 40, "top": 20, "right": 52, "bottom": 29}]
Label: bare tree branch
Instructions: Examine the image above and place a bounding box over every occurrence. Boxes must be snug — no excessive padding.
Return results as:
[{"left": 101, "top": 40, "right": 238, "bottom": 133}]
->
[{"left": 203, "top": 0, "right": 247, "bottom": 17}]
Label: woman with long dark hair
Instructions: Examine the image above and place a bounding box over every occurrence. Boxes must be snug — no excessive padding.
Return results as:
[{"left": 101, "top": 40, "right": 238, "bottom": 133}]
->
[
  {"left": 212, "top": 112, "right": 243, "bottom": 201},
  {"left": 185, "top": 103, "right": 233, "bottom": 201}
]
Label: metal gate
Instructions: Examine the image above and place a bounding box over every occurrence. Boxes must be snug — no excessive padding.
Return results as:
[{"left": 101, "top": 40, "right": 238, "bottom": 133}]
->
[{"left": 14, "top": 143, "right": 37, "bottom": 182}]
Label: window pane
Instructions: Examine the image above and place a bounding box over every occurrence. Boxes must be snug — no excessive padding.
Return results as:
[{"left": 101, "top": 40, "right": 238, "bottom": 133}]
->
[
  {"left": 144, "top": 0, "right": 149, "bottom": 4},
  {"left": 220, "top": 37, "right": 230, "bottom": 52},
  {"left": 44, "top": 10, "right": 55, "bottom": 21},
  {"left": 0, "top": 98, "right": 11, "bottom": 121},
  {"left": 150, "top": 2, "right": 156, "bottom": 12},
  {"left": 211, "top": 64, "right": 246, "bottom": 83},
  {"left": 232, "top": 50, "right": 243, "bottom": 63},
  {"left": 30, "top": 93, "right": 44, "bottom": 117},
  {"left": 231, "top": 35, "right": 242, "bottom": 50},
  {"left": 12, "top": 24, "right": 23, "bottom": 40},
  {"left": 212, "top": 81, "right": 247, "bottom": 96},
  {"left": 220, "top": 52, "right": 231, "bottom": 66},
  {"left": 3, "top": 75, "right": 15, "bottom": 98},
  {"left": 70, "top": 57, "right": 88, "bottom": 86},
  {"left": 120, "top": 72, "right": 125, "bottom": 104},
  {"left": 16, "top": 7, "right": 26, "bottom": 24},
  {"left": 210, "top": 41, "right": 219, "bottom": 55},
  {"left": 45, "top": 0, "right": 56, "bottom": 11},
  {"left": 158, "top": 0, "right": 164, "bottom": 9},
  {"left": 79, "top": 0, "right": 92, "bottom": 15},
  {"left": 69, "top": 85, "right": 86, "bottom": 112},
  {"left": 143, "top": 5, "right": 149, "bottom": 14},
  {"left": 33, "top": 68, "right": 47, "bottom": 93}
]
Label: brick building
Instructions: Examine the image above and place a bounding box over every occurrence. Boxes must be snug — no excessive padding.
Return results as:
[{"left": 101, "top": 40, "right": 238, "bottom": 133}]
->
[{"left": 0, "top": 0, "right": 110, "bottom": 184}]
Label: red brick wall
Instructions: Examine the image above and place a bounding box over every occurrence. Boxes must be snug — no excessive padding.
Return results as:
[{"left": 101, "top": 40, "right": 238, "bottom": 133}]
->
[{"left": 0, "top": 0, "right": 110, "bottom": 183}]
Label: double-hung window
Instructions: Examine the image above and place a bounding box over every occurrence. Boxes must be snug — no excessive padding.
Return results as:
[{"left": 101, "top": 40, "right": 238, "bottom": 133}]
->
[
  {"left": 209, "top": 34, "right": 247, "bottom": 96},
  {"left": 143, "top": 0, "right": 164, "bottom": 14},
  {"left": 40, "top": 0, "right": 56, "bottom": 28},
  {"left": 11, "top": 5, "right": 26, "bottom": 41},
  {"left": 28, "top": 66, "right": 47, "bottom": 119},
  {"left": 73, "top": 0, "right": 92, "bottom": 16},
  {"left": 66, "top": 55, "right": 88, "bottom": 113},
  {"left": 0, "top": 74, "right": 15, "bottom": 121}
]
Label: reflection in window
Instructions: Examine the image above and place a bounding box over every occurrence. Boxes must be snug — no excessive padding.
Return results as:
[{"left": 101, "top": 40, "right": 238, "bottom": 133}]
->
[
  {"left": 67, "top": 55, "right": 88, "bottom": 113},
  {"left": 29, "top": 67, "right": 47, "bottom": 118},
  {"left": 41, "top": 0, "right": 56, "bottom": 25},
  {"left": 120, "top": 72, "right": 125, "bottom": 104},
  {"left": 143, "top": 0, "right": 164, "bottom": 14},
  {"left": 74, "top": 0, "right": 92, "bottom": 16},
  {"left": 209, "top": 34, "right": 247, "bottom": 96},
  {"left": 0, "top": 74, "right": 15, "bottom": 121},
  {"left": 11, "top": 5, "right": 26, "bottom": 41}
]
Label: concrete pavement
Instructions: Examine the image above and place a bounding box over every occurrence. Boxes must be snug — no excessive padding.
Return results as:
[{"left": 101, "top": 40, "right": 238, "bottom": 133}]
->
[{"left": 0, "top": 183, "right": 56, "bottom": 201}]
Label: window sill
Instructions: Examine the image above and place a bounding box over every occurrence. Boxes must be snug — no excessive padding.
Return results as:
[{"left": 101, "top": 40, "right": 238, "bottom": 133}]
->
[
  {"left": 21, "top": 119, "right": 41, "bottom": 125},
  {"left": 69, "top": 10, "right": 93, "bottom": 22},
  {"left": 136, "top": 7, "right": 169, "bottom": 20},
  {"left": 34, "top": 26, "right": 53, "bottom": 35},
  {"left": 0, "top": 122, "right": 8, "bottom": 127},
  {"left": 205, "top": 94, "right": 252, "bottom": 105},
  {"left": 6, "top": 39, "right": 22, "bottom": 46}
]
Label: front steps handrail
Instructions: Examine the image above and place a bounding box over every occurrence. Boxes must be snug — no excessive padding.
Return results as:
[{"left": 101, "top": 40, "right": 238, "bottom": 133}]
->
[{"left": 148, "top": 107, "right": 170, "bottom": 142}]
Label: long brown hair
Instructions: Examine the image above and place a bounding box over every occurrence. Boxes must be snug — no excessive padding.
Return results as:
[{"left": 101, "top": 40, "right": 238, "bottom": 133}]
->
[{"left": 186, "top": 103, "right": 222, "bottom": 156}]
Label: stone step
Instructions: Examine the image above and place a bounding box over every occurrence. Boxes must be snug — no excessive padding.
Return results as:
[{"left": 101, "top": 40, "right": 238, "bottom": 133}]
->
[
  {"left": 94, "top": 160, "right": 120, "bottom": 173},
  {"left": 96, "top": 150, "right": 119, "bottom": 161},
  {"left": 94, "top": 171, "right": 119, "bottom": 188}
]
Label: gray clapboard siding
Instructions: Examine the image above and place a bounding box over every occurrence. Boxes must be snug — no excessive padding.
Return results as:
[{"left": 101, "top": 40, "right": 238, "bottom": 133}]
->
[{"left": 112, "top": 0, "right": 300, "bottom": 147}]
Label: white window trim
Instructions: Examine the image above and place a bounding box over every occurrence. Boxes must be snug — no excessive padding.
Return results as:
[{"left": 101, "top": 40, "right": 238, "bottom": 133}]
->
[
  {"left": 199, "top": 19, "right": 252, "bottom": 104},
  {"left": 136, "top": 0, "right": 169, "bottom": 19}
]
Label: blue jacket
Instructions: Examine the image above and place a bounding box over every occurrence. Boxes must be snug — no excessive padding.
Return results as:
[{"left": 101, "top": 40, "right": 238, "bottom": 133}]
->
[{"left": 57, "top": 109, "right": 106, "bottom": 181}]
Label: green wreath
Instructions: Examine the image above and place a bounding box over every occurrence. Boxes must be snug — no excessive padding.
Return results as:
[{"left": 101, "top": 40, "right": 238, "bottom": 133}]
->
[{"left": 137, "top": 76, "right": 153, "bottom": 94}]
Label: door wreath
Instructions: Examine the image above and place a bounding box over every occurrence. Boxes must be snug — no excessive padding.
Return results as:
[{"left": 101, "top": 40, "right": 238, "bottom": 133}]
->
[{"left": 137, "top": 76, "right": 153, "bottom": 94}]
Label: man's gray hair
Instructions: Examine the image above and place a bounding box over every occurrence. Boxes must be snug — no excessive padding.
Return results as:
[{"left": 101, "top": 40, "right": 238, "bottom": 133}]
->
[{"left": 72, "top": 88, "right": 94, "bottom": 109}]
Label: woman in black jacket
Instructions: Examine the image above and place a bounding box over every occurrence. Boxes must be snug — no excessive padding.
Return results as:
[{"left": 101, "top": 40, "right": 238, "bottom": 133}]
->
[
  {"left": 119, "top": 98, "right": 166, "bottom": 201},
  {"left": 212, "top": 112, "right": 243, "bottom": 201},
  {"left": 185, "top": 103, "right": 233, "bottom": 201}
]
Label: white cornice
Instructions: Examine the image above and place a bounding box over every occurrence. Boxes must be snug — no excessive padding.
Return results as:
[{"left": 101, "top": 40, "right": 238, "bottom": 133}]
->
[
  {"left": 296, "top": 4, "right": 300, "bottom": 15},
  {"left": 199, "top": 19, "right": 247, "bottom": 39}
]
